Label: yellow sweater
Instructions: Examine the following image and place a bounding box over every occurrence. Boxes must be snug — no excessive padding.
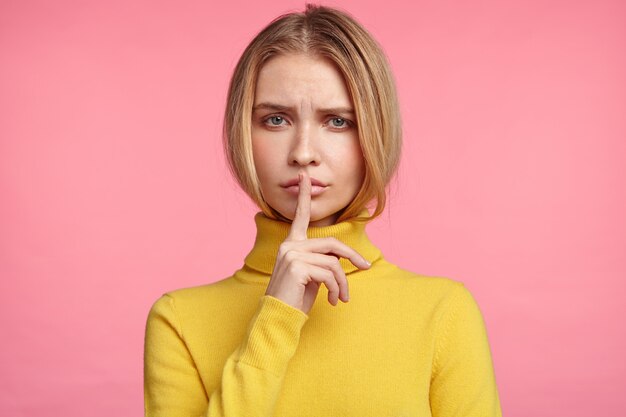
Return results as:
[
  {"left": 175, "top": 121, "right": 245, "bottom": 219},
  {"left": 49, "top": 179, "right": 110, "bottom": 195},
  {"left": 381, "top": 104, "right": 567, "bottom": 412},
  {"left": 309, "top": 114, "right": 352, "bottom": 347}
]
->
[{"left": 144, "top": 209, "right": 502, "bottom": 416}]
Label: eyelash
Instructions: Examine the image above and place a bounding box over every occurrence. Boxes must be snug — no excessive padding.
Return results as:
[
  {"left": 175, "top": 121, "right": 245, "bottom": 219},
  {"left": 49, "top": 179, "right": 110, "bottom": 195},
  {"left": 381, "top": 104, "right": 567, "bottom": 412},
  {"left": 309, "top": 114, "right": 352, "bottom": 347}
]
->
[{"left": 261, "top": 115, "right": 354, "bottom": 130}]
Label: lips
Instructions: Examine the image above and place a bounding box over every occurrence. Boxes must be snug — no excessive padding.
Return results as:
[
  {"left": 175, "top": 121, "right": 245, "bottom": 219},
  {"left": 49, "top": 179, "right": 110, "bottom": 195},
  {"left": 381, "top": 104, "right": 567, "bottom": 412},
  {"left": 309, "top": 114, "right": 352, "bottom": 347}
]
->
[
  {"left": 281, "top": 176, "right": 329, "bottom": 197},
  {"left": 280, "top": 177, "right": 328, "bottom": 187}
]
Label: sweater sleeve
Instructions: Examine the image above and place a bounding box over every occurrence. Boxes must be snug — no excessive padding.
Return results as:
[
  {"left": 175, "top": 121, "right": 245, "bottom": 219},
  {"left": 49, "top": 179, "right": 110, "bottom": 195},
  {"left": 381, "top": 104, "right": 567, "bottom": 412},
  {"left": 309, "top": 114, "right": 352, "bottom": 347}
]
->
[
  {"left": 429, "top": 283, "right": 503, "bottom": 417},
  {"left": 144, "top": 294, "right": 309, "bottom": 417}
]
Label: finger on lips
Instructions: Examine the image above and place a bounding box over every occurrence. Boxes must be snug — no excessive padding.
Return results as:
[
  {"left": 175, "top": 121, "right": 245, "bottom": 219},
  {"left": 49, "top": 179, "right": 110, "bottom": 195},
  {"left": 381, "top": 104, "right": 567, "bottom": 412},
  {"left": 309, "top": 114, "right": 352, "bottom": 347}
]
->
[
  {"left": 287, "top": 170, "right": 311, "bottom": 242},
  {"left": 279, "top": 169, "right": 369, "bottom": 308}
]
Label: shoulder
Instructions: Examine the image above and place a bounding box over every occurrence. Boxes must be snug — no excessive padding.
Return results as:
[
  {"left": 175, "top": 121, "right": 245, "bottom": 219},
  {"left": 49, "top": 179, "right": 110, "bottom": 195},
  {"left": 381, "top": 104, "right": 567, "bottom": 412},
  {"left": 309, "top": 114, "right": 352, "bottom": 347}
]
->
[
  {"left": 361, "top": 259, "right": 481, "bottom": 322},
  {"left": 375, "top": 259, "right": 467, "bottom": 301},
  {"left": 378, "top": 263, "right": 491, "bottom": 347},
  {"left": 166, "top": 278, "right": 231, "bottom": 300},
  {"left": 147, "top": 276, "right": 240, "bottom": 317}
]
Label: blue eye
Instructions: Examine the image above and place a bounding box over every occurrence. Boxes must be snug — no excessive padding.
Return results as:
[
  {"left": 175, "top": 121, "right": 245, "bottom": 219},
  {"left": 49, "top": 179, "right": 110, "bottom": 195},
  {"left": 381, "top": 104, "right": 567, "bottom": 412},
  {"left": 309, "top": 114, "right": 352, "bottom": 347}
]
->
[
  {"left": 331, "top": 118, "right": 350, "bottom": 128},
  {"left": 267, "top": 116, "right": 284, "bottom": 126}
]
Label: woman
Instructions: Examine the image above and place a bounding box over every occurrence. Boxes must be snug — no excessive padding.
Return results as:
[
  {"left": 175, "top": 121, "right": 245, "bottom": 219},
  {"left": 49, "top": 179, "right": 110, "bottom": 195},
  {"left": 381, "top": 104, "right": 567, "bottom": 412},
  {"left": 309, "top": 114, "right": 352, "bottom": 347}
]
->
[{"left": 144, "top": 4, "right": 502, "bottom": 416}]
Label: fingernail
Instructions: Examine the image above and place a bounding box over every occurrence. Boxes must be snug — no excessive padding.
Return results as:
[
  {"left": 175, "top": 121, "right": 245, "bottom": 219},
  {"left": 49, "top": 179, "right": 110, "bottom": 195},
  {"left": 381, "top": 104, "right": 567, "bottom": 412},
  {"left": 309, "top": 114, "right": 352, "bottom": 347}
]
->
[{"left": 365, "top": 260, "right": 371, "bottom": 267}]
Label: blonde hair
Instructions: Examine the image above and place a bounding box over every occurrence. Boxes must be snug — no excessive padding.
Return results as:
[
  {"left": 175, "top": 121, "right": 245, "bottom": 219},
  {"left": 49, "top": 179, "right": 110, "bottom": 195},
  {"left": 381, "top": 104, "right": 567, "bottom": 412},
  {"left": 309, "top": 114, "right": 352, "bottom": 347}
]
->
[{"left": 222, "top": 3, "right": 402, "bottom": 224}]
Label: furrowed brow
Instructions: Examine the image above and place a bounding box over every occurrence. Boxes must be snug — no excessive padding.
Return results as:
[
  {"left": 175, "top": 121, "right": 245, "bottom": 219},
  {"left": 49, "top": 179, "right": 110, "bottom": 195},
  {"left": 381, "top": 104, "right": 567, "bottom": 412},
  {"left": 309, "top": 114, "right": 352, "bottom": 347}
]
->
[
  {"left": 317, "top": 107, "right": 355, "bottom": 116},
  {"left": 252, "top": 103, "right": 292, "bottom": 112},
  {"left": 252, "top": 102, "right": 355, "bottom": 116}
]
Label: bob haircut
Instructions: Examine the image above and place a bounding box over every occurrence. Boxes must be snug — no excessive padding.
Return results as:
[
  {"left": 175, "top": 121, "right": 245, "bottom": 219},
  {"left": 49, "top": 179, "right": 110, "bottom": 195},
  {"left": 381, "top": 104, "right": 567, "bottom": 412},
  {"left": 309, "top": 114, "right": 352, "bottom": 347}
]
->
[{"left": 223, "top": 3, "right": 402, "bottom": 224}]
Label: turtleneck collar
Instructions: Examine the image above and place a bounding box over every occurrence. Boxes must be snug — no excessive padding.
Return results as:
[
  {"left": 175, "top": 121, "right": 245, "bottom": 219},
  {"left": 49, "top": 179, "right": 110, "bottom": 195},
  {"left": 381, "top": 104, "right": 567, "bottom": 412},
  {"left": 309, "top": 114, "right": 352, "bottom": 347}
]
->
[{"left": 242, "top": 208, "right": 383, "bottom": 276}]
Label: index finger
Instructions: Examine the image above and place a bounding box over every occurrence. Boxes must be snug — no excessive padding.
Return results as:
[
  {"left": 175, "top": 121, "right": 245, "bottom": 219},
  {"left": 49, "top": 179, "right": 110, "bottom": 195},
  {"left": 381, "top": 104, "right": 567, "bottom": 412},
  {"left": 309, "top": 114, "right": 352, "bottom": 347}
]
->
[{"left": 286, "top": 170, "right": 311, "bottom": 241}]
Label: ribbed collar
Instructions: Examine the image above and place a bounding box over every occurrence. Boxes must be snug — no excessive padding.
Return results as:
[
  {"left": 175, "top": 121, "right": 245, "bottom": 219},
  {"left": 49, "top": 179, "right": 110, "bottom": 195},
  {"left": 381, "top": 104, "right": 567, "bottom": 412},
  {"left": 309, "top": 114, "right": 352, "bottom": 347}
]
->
[{"left": 243, "top": 208, "right": 383, "bottom": 276}]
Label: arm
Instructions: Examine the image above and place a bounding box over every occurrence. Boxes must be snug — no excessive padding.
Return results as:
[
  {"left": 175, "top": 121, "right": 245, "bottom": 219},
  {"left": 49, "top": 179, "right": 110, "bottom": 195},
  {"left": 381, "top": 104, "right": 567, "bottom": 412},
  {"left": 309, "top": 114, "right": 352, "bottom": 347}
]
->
[
  {"left": 144, "top": 294, "right": 308, "bottom": 417},
  {"left": 429, "top": 283, "right": 503, "bottom": 417}
]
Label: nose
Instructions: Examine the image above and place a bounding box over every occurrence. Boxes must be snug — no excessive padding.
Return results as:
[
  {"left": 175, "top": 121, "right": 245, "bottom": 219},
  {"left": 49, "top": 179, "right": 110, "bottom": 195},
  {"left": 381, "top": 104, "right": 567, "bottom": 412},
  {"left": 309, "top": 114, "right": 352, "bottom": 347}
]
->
[{"left": 288, "top": 123, "right": 321, "bottom": 167}]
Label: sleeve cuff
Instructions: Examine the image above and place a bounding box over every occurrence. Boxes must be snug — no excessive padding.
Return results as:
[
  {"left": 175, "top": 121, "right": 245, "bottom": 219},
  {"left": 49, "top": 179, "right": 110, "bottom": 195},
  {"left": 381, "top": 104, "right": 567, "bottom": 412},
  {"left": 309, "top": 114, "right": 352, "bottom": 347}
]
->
[{"left": 236, "top": 295, "right": 309, "bottom": 376}]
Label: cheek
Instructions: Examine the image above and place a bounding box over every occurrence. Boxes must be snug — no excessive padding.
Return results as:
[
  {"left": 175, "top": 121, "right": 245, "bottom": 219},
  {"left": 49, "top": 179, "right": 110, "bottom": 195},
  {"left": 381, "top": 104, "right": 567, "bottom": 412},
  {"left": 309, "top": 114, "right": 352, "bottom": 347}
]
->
[
  {"left": 325, "top": 145, "right": 365, "bottom": 192},
  {"left": 337, "top": 140, "right": 365, "bottom": 177},
  {"left": 251, "top": 136, "right": 273, "bottom": 177}
]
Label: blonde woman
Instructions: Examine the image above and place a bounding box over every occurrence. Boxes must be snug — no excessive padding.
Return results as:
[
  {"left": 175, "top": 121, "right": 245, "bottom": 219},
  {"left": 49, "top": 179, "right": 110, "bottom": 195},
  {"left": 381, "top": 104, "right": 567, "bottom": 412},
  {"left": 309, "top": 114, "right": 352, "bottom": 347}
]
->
[{"left": 144, "top": 4, "right": 502, "bottom": 416}]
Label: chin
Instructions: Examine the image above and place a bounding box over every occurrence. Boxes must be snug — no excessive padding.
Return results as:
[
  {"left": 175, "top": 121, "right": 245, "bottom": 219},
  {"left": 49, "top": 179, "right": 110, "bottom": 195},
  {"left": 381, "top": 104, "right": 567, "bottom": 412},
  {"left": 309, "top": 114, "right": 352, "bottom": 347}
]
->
[
  {"left": 268, "top": 202, "right": 343, "bottom": 225},
  {"left": 306, "top": 206, "right": 347, "bottom": 227}
]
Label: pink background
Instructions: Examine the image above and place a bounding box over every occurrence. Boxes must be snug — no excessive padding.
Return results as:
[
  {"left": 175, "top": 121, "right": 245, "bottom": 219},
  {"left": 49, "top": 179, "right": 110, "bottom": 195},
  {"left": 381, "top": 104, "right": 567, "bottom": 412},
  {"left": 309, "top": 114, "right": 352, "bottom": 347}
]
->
[{"left": 2, "top": 0, "right": 625, "bottom": 415}]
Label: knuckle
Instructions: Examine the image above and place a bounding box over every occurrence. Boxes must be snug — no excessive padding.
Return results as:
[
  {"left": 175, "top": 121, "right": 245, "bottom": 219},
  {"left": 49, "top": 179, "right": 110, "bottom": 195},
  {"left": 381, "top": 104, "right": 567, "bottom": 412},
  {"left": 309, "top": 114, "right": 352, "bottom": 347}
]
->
[
  {"left": 286, "top": 261, "right": 301, "bottom": 275},
  {"left": 330, "top": 256, "right": 342, "bottom": 269},
  {"left": 283, "top": 250, "right": 297, "bottom": 263},
  {"left": 338, "top": 269, "right": 347, "bottom": 282},
  {"left": 278, "top": 242, "right": 290, "bottom": 255},
  {"left": 325, "top": 269, "right": 335, "bottom": 281}
]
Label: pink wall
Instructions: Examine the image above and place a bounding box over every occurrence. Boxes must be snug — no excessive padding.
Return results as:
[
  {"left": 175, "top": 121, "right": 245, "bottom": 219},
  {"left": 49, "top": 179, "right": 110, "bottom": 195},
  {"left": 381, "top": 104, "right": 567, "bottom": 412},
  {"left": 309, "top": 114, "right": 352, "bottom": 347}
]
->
[{"left": 2, "top": 0, "right": 625, "bottom": 415}]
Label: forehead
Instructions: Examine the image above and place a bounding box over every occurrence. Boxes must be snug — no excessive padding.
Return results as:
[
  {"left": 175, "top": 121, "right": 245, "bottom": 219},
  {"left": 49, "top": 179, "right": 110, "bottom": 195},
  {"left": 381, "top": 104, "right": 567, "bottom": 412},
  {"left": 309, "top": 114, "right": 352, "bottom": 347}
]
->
[{"left": 254, "top": 54, "right": 353, "bottom": 108}]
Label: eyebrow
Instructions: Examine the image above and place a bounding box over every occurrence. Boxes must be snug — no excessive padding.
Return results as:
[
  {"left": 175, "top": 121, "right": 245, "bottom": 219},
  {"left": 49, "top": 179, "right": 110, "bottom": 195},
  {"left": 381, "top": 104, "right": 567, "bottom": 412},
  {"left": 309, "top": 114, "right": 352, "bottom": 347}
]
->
[{"left": 252, "top": 102, "right": 355, "bottom": 116}]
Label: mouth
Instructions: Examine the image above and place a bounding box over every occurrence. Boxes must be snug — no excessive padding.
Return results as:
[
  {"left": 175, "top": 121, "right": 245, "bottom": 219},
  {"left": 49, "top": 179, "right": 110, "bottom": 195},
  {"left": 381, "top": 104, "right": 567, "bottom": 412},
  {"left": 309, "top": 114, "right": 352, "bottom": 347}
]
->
[
  {"left": 280, "top": 176, "right": 328, "bottom": 187},
  {"left": 282, "top": 184, "right": 328, "bottom": 196},
  {"left": 280, "top": 176, "right": 329, "bottom": 197}
]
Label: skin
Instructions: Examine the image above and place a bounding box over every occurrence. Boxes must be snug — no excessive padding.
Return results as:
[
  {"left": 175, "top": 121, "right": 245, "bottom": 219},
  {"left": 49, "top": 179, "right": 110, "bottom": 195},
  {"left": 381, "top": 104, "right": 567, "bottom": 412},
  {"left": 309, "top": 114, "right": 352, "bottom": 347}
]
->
[
  {"left": 264, "top": 170, "right": 371, "bottom": 314},
  {"left": 251, "top": 53, "right": 365, "bottom": 227},
  {"left": 252, "top": 53, "right": 371, "bottom": 313}
]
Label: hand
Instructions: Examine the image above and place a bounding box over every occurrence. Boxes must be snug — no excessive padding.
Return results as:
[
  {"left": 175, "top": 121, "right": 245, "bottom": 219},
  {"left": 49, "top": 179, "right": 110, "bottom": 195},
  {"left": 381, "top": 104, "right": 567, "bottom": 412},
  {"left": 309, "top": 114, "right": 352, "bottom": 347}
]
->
[{"left": 264, "top": 170, "right": 371, "bottom": 314}]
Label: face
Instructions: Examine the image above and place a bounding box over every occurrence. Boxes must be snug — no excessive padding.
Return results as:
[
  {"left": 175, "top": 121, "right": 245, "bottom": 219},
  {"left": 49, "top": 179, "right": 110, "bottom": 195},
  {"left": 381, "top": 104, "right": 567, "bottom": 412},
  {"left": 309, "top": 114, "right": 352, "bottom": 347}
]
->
[{"left": 251, "top": 53, "right": 365, "bottom": 227}]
